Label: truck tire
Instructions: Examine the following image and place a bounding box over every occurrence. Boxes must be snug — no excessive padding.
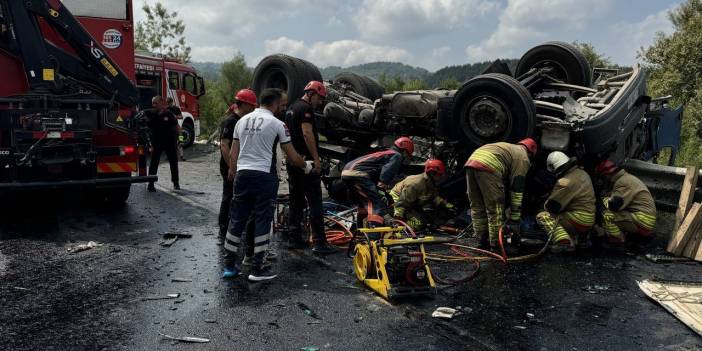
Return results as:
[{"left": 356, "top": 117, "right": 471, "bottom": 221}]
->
[
  {"left": 515, "top": 41, "right": 592, "bottom": 87},
  {"left": 181, "top": 119, "right": 195, "bottom": 148},
  {"left": 91, "top": 186, "right": 131, "bottom": 207},
  {"left": 453, "top": 73, "right": 535, "bottom": 148},
  {"left": 361, "top": 75, "right": 385, "bottom": 101},
  {"left": 334, "top": 73, "right": 384, "bottom": 101},
  {"left": 252, "top": 54, "right": 322, "bottom": 101}
]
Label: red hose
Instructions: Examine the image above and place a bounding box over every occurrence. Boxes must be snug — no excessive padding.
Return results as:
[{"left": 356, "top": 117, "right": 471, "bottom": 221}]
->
[
  {"left": 392, "top": 219, "right": 417, "bottom": 238},
  {"left": 324, "top": 216, "right": 354, "bottom": 246}
]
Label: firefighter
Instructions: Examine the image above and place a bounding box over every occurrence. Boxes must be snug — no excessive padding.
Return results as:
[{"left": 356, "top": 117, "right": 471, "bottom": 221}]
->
[
  {"left": 465, "top": 138, "right": 537, "bottom": 249},
  {"left": 285, "top": 81, "right": 336, "bottom": 254},
  {"left": 166, "top": 97, "right": 186, "bottom": 161},
  {"left": 595, "top": 159, "right": 657, "bottom": 244},
  {"left": 218, "top": 89, "right": 257, "bottom": 238},
  {"left": 341, "top": 137, "right": 414, "bottom": 227},
  {"left": 535, "top": 151, "right": 596, "bottom": 252},
  {"left": 146, "top": 96, "right": 180, "bottom": 191},
  {"left": 390, "top": 159, "right": 453, "bottom": 230},
  {"left": 223, "top": 88, "right": 309, "bottom": 281}
]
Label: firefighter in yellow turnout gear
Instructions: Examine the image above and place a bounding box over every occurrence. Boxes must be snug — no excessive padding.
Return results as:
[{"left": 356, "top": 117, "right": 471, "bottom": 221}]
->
[
  {"left": 595, "top": 160, "right": 657, "bottom": 244},
  {"left": 390, "top": 159, "right": 451, "bottom": 229},
  {"left": 536, "top": 152, "right": 596, "bottom": 252},
  {"left": 465, "top": 138, "right": 537, "bottom": 249}
]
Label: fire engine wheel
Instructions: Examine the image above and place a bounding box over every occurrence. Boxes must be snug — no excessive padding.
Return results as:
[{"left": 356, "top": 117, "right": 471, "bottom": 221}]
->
[
  {"left": 453, "top": 73, "right": 535, "bottom": 148},
  {"left": 91, "top": 186, "right": 131, "bottom": 206},
  {"left": 333, "top": 72, "right": 384, "bottom": 101},
  {"left": 252, "top": 54, "right": 323, "bottom": 100},
  {"left": 515, "top": 41, "right": 592, "bottom": 87},
  {"left": 181, "top": 120, "right": 195, "bottom": 148}
]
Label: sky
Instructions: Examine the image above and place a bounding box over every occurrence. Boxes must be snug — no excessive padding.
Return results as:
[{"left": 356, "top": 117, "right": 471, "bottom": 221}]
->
[{"left": 133, "top": 0, "right": 680, "bottom": 71}]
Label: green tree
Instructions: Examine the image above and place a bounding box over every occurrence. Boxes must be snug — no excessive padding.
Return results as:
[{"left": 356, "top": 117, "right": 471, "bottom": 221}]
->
[
  {"left": 218, "top": 54, "right": 253, "bottom": 107},
  {"left": 641, "top": 0, "right": 702, "bottom": 166},
  {"left": 196, "top": 53, "right": 253, "bottom": 137},
  {"left": 438, "top": 78, "right": 461, "bottom": 90},
  {"left": 572, "top": 41, "right": 612, "bottom": 69},
  {"left": 403, "top": 79, "right": 427, "bottom": 91},
  {"left": 135, "top": 2, "right": 191, "bottom": 62}
]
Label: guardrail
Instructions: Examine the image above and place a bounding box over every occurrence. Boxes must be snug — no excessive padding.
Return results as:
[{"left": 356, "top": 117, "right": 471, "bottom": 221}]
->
[{"left": 624, "top": 159, "right": 700, "bottom": 213}]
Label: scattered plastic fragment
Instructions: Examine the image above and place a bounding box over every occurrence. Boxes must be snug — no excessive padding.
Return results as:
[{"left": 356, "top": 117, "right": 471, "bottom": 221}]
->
[
  {"left": 645, "top": 254, "right": 689, "bottom": 263},
  {"left": 432, "top": 307, "right": 458, "bottom": 319},
  {"left": 300, "top": 347, "right": 319, "bottom": 351},
  {"left": 171, "top": 278, "right": 192, "bottom": 282},
  {"left": 513, "top": 325, "right": 527, "bottom": 330},
  {"left": 67, "top": 241, "right": 101, "bottom": 253},
  {"left": 160, "top": 233, "right": 193, "bottom": 247},
  {"left": 159, "top": 333, "right": 210, "bottom": 343},
  {"left": 142, "top": 293, "right": 180, "bottom": 301},
  {"left": 297, "top": 302, "right": 321, "bottom": 320}
]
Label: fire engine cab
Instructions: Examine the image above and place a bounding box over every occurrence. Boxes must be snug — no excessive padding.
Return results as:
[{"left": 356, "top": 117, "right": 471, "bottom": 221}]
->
[{"left": 134, "top": 53, "right": 205, "bottom": 147}]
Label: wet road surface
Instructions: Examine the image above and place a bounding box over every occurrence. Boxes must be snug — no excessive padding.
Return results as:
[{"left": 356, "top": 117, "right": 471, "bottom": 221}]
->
[{"left": 1, "top": 144, "right": 701, "bottom": 350}]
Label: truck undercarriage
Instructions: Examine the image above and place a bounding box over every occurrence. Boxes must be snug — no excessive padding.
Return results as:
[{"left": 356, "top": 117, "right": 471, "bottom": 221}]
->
[{"left": 252, "top": 41, "right": 683, "bottom": 208}]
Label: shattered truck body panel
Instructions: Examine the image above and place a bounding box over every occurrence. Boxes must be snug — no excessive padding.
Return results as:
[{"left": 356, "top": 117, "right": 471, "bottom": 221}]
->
[{"left": 0, "top": 0, "right": 154, "bottom": 202}]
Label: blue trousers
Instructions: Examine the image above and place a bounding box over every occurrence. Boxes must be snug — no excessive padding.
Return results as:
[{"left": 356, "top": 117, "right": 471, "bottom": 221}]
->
[{"left": 225, "top": 170, "right": 278, "bottom": 268}]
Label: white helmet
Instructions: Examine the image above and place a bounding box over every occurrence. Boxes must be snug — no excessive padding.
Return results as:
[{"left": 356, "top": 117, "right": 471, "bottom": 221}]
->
[{"left": 546, "top": 151, "right": 570, "bottom": 173}]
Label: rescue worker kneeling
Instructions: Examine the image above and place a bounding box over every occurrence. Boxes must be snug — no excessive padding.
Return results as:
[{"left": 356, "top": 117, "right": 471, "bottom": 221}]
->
[
  {"left": 342, "top": 137, "right": 414, "bottom": 227},
  {"left": 595, "top": 159, "right": 657, "bottom": 244},
  {"left": 465, "top": 138, "right": 537, "bottom": 250},
  {"left": 390, "top": 159, "right": 452, "bottom": 230},
  {"left": 536, "top": 152, "right": 596, "bottom": 253}
]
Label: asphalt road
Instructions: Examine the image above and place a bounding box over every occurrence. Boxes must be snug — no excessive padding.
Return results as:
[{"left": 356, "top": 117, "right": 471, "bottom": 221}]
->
[{"left": 1, "top": 144, "right": 701, "bottom": 351}]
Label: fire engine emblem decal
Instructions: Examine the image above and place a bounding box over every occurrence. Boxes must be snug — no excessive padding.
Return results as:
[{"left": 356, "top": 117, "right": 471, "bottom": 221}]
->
[{"left": 102, "top": 29, "right": 122, "bottom": 49}]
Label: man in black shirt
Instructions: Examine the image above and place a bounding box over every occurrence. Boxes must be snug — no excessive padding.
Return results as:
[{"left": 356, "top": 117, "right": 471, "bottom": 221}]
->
[
  {"left": 167, "top": 97, "right": 186, "bottom": 161},
  {"left": 146, "top": 96, "right": 180, "bottom": 191},
  {"left": 285, "top": 81, "right": 336, "bottom": 254},
  {"left": 219, "top": 89, "right": 257, "bottom": 237}
]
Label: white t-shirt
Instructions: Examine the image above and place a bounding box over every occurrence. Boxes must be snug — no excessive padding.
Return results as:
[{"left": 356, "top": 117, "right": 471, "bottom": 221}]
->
[{"left": 233, "top": 108, "right": 291, "bottom": 173}]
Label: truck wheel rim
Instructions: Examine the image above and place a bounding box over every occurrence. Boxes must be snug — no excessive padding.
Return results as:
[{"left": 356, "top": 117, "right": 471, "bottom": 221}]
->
[{"left": 464, "top": 96, "right": 511, "bottom": 140}]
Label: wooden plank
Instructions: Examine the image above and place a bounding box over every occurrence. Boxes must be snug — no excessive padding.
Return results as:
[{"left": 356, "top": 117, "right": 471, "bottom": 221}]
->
[
  {"left": 668, "top": 203, "right": 702, "bottom": 256},
  {"left": 696, "top": 235, "right": 702, "bottom": 262},
  {"left": 673, "top": 166, "right": 699, "bottom": 235},
  {"left": 682, "top": 227, "right": 702, "bottom": 259}
]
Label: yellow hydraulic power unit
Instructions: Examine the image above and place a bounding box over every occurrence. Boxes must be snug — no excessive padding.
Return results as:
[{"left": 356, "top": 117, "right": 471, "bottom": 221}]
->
[{"left": 352, "top": 226, "right": 454, "bottom": 300}]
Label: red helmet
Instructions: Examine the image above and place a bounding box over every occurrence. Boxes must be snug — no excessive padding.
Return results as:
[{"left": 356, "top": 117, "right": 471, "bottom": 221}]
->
[
  {"left": 234, "top": 89, "right": 257, "bottom": 106},
  {"left": 425, "top": 159, "right": 446, "bottom": 177},
  {"left": 595, "top": 159, "right": 618, "bottom": 176},
  {"left": 518, "top": 138, "right": 538, "bottom": 157},
  {"left": 304, "top": 81, "right": 327, "bottom": 98},
  {"left": 394, "top": 137, "right": 414, "bottom": 155}
]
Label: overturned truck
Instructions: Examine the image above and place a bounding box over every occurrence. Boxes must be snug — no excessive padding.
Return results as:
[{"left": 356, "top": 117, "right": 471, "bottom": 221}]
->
[{"left": 252, "top": 42, "right": 682, "bottom": 207}]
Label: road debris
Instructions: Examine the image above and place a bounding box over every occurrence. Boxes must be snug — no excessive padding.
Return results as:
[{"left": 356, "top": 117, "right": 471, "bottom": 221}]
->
[
  {"left": 205, "top": 319, "right": 217, "bottom": 324},
  {"left": 584, "top": 285, "right": 611, "bottom": 294},
  {"left": 67, "top": 241, "right": 102, "bottom": 253},
  {"left": 171, "top": 278, "right": 192, "bottom": 282},
  {"left": 159, "top": 333, "right": 210, "bottom": 343},
  {"left": 513, "top": 325, "right": 527, "bottom": 330},
  {"left": 142, "top": 293, "right": 180, "bottom": 301},
  {"left": 432, "top": 307, "right": 458, "bottom": 319},
  {"left": 638, "top": 280, "right": 702, "bottom": 337},
  {"left": 300, "top": 347, "right": 319, "bottom": 351},
  {"left": 159, "top": 233, "right": 193, "bottom": 247},
  {"left": 645, "top": 254, "right": 690, "bottom": 263},
  {"left": 297, "top": 302, "right": 321, "bottom": 320}
]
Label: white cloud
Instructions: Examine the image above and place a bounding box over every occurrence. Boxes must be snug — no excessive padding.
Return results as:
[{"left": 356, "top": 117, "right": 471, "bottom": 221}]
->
[
  {"left": 465, "top": 0, "right": 611, "bottom": 62},
  {"left": 609, "top": 7, "right": 675, "bottom": 64},
  {"left": 263, "top": 37, "right": 413, "bottom": 67},
  {"left": 355, "top": 0, "right": 500, "bottom": 41},
  {"left": 326, "top": 16, "right": 345, "bottom": 29},
  {"left": 190, "top": 46, "right": 238, "bottom": 62},
  {"left": 431, "top": 46, "right": 451, "bottom": 60}
]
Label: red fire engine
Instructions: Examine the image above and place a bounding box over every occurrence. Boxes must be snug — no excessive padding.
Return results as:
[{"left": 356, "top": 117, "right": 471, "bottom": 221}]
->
[
  {"left": 0, "top": 0, "right": 201, "bottom": 203},
  {"left": 134, "top": 53, "right": 205, "bottom": 147}
]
